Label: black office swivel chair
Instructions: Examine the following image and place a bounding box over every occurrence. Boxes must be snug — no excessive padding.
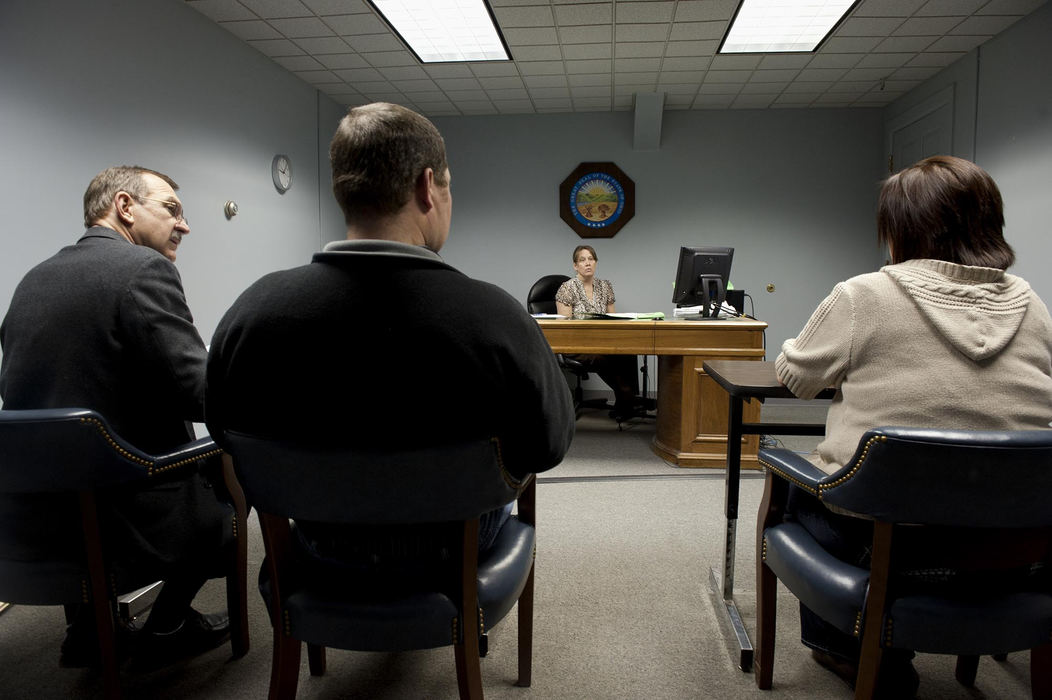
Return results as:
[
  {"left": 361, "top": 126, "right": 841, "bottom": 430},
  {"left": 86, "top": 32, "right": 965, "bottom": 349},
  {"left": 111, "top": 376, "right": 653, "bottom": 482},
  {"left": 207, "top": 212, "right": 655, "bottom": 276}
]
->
[
  {"left": 526, "top": 274, "right": 654, "bottom": 421},
  {"left": 526, "top": 274, "right": 610, "bottom": 412}
]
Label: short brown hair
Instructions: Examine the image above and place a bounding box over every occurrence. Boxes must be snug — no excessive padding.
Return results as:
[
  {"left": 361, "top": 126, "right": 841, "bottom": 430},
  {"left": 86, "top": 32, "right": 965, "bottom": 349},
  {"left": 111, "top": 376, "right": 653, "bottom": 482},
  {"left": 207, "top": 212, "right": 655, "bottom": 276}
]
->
[
  {"left": 329, "top": 102, "right": 448, "bottom": 223},
  {"left": 877, "top": 155, "right": 1014, "bottom": 269},
  {"left": 83, "top": 166, "right": 178, "bottom": 228},
  {"left": 572, "top": 245, "right": 598, "bottom": 263}
]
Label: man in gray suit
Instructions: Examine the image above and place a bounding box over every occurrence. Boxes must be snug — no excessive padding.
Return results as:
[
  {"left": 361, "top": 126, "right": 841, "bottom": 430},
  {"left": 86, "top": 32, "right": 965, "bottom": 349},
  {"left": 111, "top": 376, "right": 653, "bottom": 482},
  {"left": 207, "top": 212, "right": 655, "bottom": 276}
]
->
[{"left": 0, "top": 166, "right": 231, "bottom": 668}]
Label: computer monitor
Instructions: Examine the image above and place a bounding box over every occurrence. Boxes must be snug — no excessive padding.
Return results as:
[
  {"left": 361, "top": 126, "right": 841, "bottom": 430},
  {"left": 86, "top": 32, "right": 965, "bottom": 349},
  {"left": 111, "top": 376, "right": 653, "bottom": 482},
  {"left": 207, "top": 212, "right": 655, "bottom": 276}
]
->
[{"left": 671, "top": 246, "right": 734, "bottom": 317}]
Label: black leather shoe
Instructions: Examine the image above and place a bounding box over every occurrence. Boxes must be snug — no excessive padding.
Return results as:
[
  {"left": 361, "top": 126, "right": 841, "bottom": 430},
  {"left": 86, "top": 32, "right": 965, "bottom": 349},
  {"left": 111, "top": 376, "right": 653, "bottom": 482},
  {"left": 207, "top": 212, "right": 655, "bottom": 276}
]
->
[{"left": 133, "top": 609, "right": 230, "bottom": 668}]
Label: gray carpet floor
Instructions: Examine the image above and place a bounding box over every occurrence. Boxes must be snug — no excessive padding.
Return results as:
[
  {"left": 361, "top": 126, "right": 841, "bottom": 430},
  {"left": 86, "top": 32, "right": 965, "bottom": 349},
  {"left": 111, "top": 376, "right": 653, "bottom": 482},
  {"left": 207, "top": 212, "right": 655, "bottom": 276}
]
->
[{"left": 0, "top": 401, "right": 1035, "bottom": 698}]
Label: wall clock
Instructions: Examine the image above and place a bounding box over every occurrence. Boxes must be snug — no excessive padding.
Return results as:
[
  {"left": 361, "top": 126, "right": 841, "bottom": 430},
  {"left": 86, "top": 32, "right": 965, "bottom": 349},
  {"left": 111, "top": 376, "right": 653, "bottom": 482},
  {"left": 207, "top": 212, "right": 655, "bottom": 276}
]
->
[
  {"left": 271, "top": 154, "right": 292, "bottom": 193},
  {"left": 559, "top": 162, "right": 635, "bottom": 238}
]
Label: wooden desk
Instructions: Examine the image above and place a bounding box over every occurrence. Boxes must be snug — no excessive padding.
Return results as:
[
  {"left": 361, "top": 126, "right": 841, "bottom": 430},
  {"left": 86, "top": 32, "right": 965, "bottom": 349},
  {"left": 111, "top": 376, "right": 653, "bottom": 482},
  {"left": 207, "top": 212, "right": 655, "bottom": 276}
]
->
[
  {"left": 702, "top": 360, "right": 832, "bottom": 672},
  {"left": 536, "top": 318, "right": 767, "bottom": 467}
]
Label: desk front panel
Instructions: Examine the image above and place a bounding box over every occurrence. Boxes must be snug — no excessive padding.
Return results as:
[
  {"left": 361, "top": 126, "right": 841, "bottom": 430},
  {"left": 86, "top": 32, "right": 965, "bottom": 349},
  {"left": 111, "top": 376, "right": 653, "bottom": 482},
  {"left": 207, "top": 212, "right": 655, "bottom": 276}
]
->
[{"left": 536, "top": 318, "right": 767, "bottom": 467}]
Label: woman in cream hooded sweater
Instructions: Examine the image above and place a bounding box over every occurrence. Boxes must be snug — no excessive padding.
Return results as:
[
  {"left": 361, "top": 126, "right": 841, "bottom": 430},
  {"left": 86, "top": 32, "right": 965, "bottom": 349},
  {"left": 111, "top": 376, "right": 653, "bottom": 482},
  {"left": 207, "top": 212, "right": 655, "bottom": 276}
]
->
[{"left": 776, "top": 155, "right": 1052, "bottom": 696}]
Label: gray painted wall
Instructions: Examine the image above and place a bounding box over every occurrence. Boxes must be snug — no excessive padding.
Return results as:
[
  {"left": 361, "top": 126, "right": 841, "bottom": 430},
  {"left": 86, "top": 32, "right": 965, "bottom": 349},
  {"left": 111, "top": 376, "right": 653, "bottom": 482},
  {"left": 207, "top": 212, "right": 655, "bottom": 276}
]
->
[
  {"left": 433, "top": 108, "right": 885, "bottom": 348},
  {"left": 0, "top": 0, "right": 345, "bottom": 349}
]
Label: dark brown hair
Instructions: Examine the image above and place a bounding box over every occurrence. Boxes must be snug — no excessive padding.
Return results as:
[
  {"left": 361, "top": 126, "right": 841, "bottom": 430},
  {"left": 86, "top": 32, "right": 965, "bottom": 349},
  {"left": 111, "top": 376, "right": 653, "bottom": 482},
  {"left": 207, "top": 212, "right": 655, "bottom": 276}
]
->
[
  {"left": 329, "top": 102, "right": 448, "bottom": 223},
  {"left": 572, "top": 245, "right": 598, "bottom": 263},
  {"left": 877, "top": 155, "right": 1014, "bottom": 269}
]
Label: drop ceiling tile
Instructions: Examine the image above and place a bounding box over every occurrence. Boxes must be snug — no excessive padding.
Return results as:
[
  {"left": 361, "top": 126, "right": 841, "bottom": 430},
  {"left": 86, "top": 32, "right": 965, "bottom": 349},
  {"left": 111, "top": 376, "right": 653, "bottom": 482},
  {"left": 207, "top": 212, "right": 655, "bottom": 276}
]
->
[
  {"left": 658, "top": 81, "right": 701, "bottom": 93},
  {"left": 784, "top": 81, "right": 832, "bottom": 93},
  {"left": 518, "top": 61, "right": 566, "bottom": 75},
  {"left": 675, "top": 0, "right": 737, "bottom": 22},
  {"left": 317, "top": 53, "right": 370, "bottom": 69},
  {"left": 364, "top": 51, "right": 417, "bottom": 67},
  {"left": 757, "top": 54, "right": 812, "bottom": 69},
  {"left": 807, "top": 53, "right": 863, "bottom": 69},
  {"left": 697, "top": 82, "right": 741, "bottom": 94},
  {"left": 828, "top": 80, "right": 877, "bottom": 93},
  {"left": 693, "top": 94, "right": 736, "bottom": 108},
  {"left": 797, "top": 67, "right": 849, "bottom": 81},
  {"left": 344, "top": 35, "right": 405, "bottom": 53},
  {"left": 566, "top": 58, "right": 612, "bottom": 73},
  {"left": 615, "top": 57, "right": 662, "bottom": 71},
  {"left": 852, "top": 0, "right": 926, "bottom": 16},
  {"left": 504, "top": 27, "right": 560, "bottom": 44},
  {"left": 240, "top": 0, "right": 312, "bottom": 19},
  {"left": 895, "top": 16, "right": 965, "bottom": 35},
  {"left": 354, "top": 80, "right": 396, "bottom": 93},
  {"left": 573, "top": 97, "right": 614, "bottom": 110},
  {"left": 560, "top": 25, "right": 613, "bottom": 43},
  {"left": 435, "top": 77, "right": 484, "bottom": 90},
  {"left": 733, "top": 94, "right": 776, "bottom": 108},
  {"left": 705, "top": 69, "right": 750, "bottom": 84},
  {"left": 926, "top": 35, "right": 988, "bottom": 51},
  {"left": 616, "top": 24, "right": 671, "bottom": 42},
  {"left": 457, "top": 102, "right": 499, "bottom": 114},
  {"left": 616, "top": 1, "right": 675, "bottom": 23},
  {"left": 570, "top": 85, "right": 612, "bottom": 98},
  {"left": 248, "top": 39, "right": 306, "bottom": 56},
  {"left": 334, "top": 67, "right": 384, "bottom": 81},
  {"left": 880, "top": 79, "right": 923, "bottom": 92},
  {"left": 813, "top": 93, "right": 856, "bottom": 105},
  {"left": 443, "top": 89, "right": 489, "bottom": 100},
  {"left": 952, "top": 15, "right": 1021, "bottom": 34},
  {"left": 511, "top": 45, "right": 564, "bottom": 61},
  {"left": 669, "top": 21, "right": 726, "bottom": 41},
  {"left": 470, "top": 62, "right": 521, "bottom": 77},
  {"left": 219, "top": 20, "right": 283, "bottom": 41},
  {"left": 274, "top": 55, "right": 325, "bottom": 71},
  {"left": 185, "top": 0, "right": 256, "bottom": 22},
  {"left": 426, "top": 64, "right": 474, "bottom": 79},
  {"left": 379, "top": 65, "right": 428, "bottom": 80},
  {"left": 616, "top": 42, "right": 666, "bottom": 58},
  {"left": 614, "top": 72, "right": 659, "bottom": 85},
  {"left": 323, "top": 14, "right": 387, "bottom": 34},
  {"left": 907, "top": 51, "right": 965, "bottom": 67},
  {"left": 554, "top": 3, "right": 613, "bottom": 25},
  {"left": 836, "top": 17, "right": 906, "bottom": 36},
  {"left": 843, "top": 66, "right": 894, "bottom": 81},
  {"left": 664, "top": 93, "right": 694, "bottom": 107},
  {"left": 302, "top": 0, "right": 372, "bottom": 14},
  {"left": 709, "top": 54, "right": 763, "bottom": 70},
  {"left": 822, "top": 36, "right": 883, "bottom": 52},
  {"left": 562, "top": 43, "right": 613, "bottom": 59},
  {"left": 477, "top": 75, "right": 526, "bottom": 89},
  {"left": 528, "top": 85, "right": 572, "bottom": 97},
  {"left": 916, "top": 0, "right": 986, "bottom": 15},
  {"left": 293, "top": 36, "right": 353, "bottom": 54},
  {"left": 979, "top": 0, "right": 1046, "bottom": 14},
  {"left": 658, "top": 70, "right": 706, "bottom": 83},
  {"left": 485, "top": 87, "right": 530, "bottom": 99},
  {"left": 891, "top": 65, "right": 942, "bottom": 80},
  {"left": 751, "top": 68, "right": 801, "bottom": 82},
  {"left": 569, "top": 73, "right": 611, "bottom": 86},
  {"left": 268, "top": 17, "right": 334, "bottom": 37},
  {"left": 524, "top": 74, "right": 569, "bottom": 88},
  {"left": 397, "top": 88, "right": 445, "bottom": 99},
  {"left": 493, "top": 5, "right": 556, "bottom": 26},
  {"left": 855, "top": 52, "right": 913, "bottom": 68},
  {"left": 740, "top": 82, "right": 788, "bottom": 94},
  {"left": 665, "top": 40, "right": 719, "bottom": 56},
  {"left": 661, "top": 56, "right": 712, "bottom": 71},
  {"left": 874, "top": 35, "right": 936, "bottom": 51}
]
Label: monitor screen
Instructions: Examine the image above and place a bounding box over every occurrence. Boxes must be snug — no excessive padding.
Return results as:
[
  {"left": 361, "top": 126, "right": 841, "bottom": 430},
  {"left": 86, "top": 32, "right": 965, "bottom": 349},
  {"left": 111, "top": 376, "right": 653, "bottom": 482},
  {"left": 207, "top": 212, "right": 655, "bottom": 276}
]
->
[{"left": 671, "top": 246, "right": 734, "bottom": 315}]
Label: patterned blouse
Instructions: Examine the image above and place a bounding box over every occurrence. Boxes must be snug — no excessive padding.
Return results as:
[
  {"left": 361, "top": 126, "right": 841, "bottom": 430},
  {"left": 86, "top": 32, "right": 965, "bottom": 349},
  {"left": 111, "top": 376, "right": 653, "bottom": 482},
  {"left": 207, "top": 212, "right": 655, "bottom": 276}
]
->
[{"left": 555, "top": 277, "right": 616, "bottom": 315}]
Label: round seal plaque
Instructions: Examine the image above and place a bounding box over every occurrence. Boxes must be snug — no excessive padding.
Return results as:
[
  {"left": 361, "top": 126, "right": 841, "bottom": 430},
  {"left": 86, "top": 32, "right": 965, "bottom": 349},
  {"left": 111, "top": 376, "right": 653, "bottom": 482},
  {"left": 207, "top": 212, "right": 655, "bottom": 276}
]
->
[{"left": 559, "top": 162, "right": 635, "bottom": 239}]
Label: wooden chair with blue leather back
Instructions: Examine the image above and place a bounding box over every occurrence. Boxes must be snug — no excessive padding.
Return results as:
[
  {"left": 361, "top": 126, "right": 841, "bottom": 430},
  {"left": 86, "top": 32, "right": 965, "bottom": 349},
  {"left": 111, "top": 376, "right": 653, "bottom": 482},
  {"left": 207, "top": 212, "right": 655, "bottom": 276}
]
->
[
  {"left": 0, "top": 408, "right": 250, "bottom": 699},
  {"left": 221, "top": 432, "right": 537, "bottom": 700},
  {"left": 755, "top": 427, "right": 1052, "bottom": 699}
]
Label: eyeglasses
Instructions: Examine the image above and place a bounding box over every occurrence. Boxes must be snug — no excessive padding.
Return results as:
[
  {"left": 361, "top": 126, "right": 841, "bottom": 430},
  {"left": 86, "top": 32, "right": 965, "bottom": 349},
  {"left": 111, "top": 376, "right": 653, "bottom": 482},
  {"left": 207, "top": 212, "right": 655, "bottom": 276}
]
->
[{"left": 137, "top": 196, "right": 189, "bottom": 226}]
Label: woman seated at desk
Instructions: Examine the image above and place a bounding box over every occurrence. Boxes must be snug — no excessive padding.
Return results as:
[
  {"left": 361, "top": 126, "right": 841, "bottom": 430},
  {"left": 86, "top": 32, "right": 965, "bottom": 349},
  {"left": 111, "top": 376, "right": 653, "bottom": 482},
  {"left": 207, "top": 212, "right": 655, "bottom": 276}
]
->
[
  {"left": 776, "top": 155, "right": 1052, "bottom": 697},
  {"left": 554, "top": 244, "right": 639, "bottom": 421}
]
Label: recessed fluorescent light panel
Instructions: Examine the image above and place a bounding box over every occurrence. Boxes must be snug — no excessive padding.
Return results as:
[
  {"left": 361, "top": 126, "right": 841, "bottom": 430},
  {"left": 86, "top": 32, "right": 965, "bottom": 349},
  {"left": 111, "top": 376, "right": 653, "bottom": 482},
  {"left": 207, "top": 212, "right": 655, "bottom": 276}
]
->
[
  {"left": 720, "top": 0, "right": 858, "bottom": 53},
  {"left": 369, "top": 0, "right": 510, "bottom": 63}
]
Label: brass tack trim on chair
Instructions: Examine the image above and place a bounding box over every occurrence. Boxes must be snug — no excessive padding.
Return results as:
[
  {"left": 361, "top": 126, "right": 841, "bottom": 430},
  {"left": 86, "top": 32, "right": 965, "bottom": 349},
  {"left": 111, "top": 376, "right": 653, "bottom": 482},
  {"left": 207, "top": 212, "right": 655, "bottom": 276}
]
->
[
  {"left": 757, "top": 457, "right": 818, "bottom": 496},
  {"left": 820, "top": 434, "right": 888, "bottom": 494},
  {"left": 80, "top": 417, "right": 152, "bottom": 467},
  {"left": 149, "top": 448, "right": 223, "bottom": 477},
  {"left": 283, "top": 609, "right": 291, "bottom": 636},
  {"left": 853, "top": 611, "right": 862, "bottom": 637},
  {"left": 882, "top": 617, "right": 894, "bottom": 647},
  {"left": 80, "top": 578, "right": 89, "bottom": 604},
  {"left": 478, "top": 607, "right": 485, "bottom": 636},
  {"left": 451, "top": 617, "right": 459, "bottom": 644},
  {"left": 761, "top": 536, "right": 767, "bottom": 561}
]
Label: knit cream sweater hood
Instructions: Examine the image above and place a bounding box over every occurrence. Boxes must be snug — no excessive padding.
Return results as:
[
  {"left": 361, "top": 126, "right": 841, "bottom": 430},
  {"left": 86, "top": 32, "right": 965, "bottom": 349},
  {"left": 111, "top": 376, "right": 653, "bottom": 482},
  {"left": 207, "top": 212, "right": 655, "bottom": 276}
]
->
[{"left": 884, "top": 259, "right": 1032, "bottom": 361}]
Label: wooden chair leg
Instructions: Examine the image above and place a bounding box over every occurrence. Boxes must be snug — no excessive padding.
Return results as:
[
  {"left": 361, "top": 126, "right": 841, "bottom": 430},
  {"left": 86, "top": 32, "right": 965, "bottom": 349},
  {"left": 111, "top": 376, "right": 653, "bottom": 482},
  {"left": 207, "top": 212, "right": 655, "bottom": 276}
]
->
[
  {"left": 454, "top": 625, "right": 484, "bottom": 700},
  {"left": 222, "top": 454, "right": 250, "bottom": 658},
  {"left": 755, "top": 557, "right": 777, "bottom": 689},
  {"left": 80, "top": 491, "right": 121, "bottom": 700},
  {"left": 307, "top": 643, "right": 326, "bottom": 676},
  {"left": 269, "top": 630, "right": 302, "bottom": 700},
  {"left": 854, "top": 523, "right": 893, "bottom": 700},
  {"left": 516, "top": 560, "right": 535, "bottom": 687},
  {"left": 955, "top": 655, "right": 980, "bottom": 687},
  {"left": 1031, "top": 643, "right": 1052, "bottom": 700}
]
